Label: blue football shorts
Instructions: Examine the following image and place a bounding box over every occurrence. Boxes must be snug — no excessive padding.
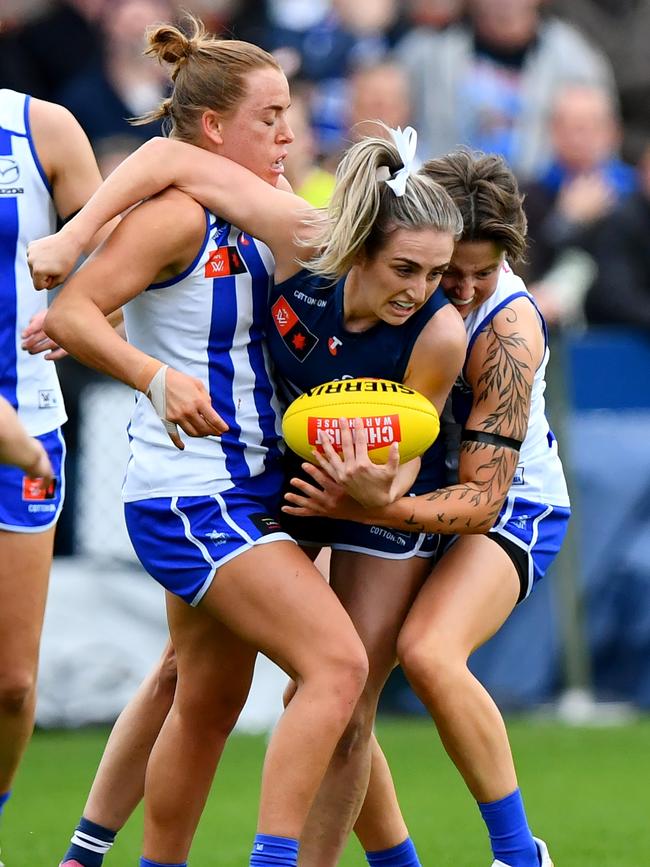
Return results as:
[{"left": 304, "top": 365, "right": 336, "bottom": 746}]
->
[
  {"left": 124, "top": 475, "right": 295, "bottom": 606},
  {"left": 0, "top": 426, "right": 65, "bottom": 533},
  {"left": 441, "top": 494, "right": 571, "bottom": 602}
]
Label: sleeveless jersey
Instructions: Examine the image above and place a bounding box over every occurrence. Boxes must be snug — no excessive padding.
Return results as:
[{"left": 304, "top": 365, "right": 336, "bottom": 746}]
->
[
  {"left": 268, "top": 270, "right": 450, "bottom": 492},
  {"left": 122, "top": 214, "right": 284, "bottom": 501},
  {"left": 447, "top": 263, "right": 570, "bottom": 507},
  {"left": 0, "top": 89, "right": 65, "bottom": 435}
]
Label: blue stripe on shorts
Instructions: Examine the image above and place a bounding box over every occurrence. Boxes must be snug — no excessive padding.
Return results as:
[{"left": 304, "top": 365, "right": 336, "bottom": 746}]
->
[
  {"left": 124, "top": 476, "right": 295, "bottom": 605},
  {"left": 0, "top": 427, "right": 65, "bottom": 532},
  {"left": 490, "top": 494, "right": 571, "bottom": 599}
]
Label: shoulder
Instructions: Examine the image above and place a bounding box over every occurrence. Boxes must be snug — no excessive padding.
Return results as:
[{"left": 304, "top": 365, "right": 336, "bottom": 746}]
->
[
  {"left": 539, "top": 17, "right": 613, "bottom": 69},
  {"left": 27, "top": 97, "right": 93, "bottom": 179},
  {"left": 28, "top": 96, "right": 83, "bottom": 141},
  {"left": 412, "top": 303, "right": 466, "bottom": 366},
  {"left": 111, "top": 187, "right": 207, "bottom": 252}
]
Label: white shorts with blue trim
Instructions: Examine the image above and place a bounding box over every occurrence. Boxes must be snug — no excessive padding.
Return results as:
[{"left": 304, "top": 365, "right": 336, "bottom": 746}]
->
[
  {"left": 0, "top": 427, "right": 65, "bottom": 533},
  {"left": 124, "top": 479, "right": 295, "bottom": 606}
]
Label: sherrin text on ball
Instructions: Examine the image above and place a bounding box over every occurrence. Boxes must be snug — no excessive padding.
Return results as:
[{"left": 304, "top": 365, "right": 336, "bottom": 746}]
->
[{"left": 282, "top": 378, "right": 440, "bottom": 464}]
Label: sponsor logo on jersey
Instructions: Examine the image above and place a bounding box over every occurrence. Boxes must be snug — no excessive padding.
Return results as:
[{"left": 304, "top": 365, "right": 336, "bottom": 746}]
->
[
  {"left": 271, "top": 295, "right": 318, "bottom": 361},
  {"left": 308, "top": 415, "right": 402, "bottom": 452},
  {"left": 328, "top": 336, "right": 342, "bottom": 356},
  {"left": 204, "top": 245, "right": 248, "bottom": 278},
  {"left": 22, "top": 476, "right": 57, "bottom": 501},
  {"left": 513, "top": 465, "right": 525, "bottom": 485},
  {"left": 0, "top": 157, "right": 20, "bottom": 185}
]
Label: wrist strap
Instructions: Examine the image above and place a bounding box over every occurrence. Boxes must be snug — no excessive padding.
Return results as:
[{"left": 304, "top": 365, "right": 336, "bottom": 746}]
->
[
  {"left": 146, "top": 364, "right": 179, "bottom": 438},
  {"left": 461, "top": 428, "right": 522, "bottom": 452}
]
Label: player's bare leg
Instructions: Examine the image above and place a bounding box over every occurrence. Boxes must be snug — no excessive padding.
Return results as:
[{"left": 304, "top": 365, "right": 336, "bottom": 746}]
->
[
  {"left": 297, "top": 550, "right": 429, "bottom": 867},
  {"left": 0, "top": 527, "right": 54, "bottom": 792},
  {"left": 142, "top": 542, "right": 367, "bottom": 863}
]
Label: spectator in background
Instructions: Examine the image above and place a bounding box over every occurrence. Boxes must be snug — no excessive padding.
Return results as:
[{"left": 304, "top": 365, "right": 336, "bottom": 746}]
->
[
  {"left": 0, "top": 1, "right": 103, "bottom": 100},
  {"left": 550, "top": 0, "right": 650, "bottom": 165},
  {"left": 585, "top": 142, "right": 650, "bottom": 330},
  {"left": 405, "top": 0, "right": 465, "bottom": 29},
  {"left": 395, "top": 0, "right": 615, "bottom": 178},
  {"left": 521, "top": 83, "right": 636, "bottom": 326},
  {"left": 56, "top": 0, "right": 172, "bottom": 150},
  {"left": 347, "top": 61, "right": 413, "bottom": 142},
  {"left": 282, "top": 83, "right": 335, "bottom": 206}
]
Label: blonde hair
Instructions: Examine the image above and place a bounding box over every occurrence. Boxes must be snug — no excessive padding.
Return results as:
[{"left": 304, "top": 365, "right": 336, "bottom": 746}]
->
[
  {"left": 422, "top": 150, "right": 528, "bottom": 264},
  {"left": 306, "top": 129, "right": 463, "bottom": 279},
  {"left": 132, "top": 14, "right": 282, "bottom": 141}
]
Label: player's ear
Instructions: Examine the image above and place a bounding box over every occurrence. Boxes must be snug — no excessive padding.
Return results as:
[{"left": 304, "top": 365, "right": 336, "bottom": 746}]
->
[{"left": 202, "top": 110, "right": 224, "bottom": 145}]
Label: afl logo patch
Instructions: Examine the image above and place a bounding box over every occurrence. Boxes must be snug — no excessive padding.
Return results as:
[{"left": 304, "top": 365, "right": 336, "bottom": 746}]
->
[
  {"left": 204, "top": 246, "right": 247, "bottom": 278},
  {"left": 328, "top": 336, "right": 342, "bottom": 356},
  {"left": 0, "top": 157, "right": 20, "bottom": 185}
]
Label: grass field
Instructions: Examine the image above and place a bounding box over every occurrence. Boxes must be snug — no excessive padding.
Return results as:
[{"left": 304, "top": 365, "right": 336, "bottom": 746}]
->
[{"left": 4, "top": 716, "right": 650, "bottom": 866}]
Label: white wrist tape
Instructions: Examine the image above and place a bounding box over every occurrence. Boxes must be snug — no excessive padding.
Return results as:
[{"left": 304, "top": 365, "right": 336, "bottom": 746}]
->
[{"left": 146, "top": 364, "right": 180, "bottom": 439}]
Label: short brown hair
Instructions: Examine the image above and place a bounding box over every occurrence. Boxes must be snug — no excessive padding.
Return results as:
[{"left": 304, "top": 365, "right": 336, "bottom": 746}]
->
[{"left": 422, "top": 150, "right": 528, "bottom": 264}]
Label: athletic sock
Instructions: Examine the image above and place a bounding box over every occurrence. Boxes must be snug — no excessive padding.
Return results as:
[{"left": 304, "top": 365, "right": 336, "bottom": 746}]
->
[
  {"left": 478, "top": 789, "right": 539, "bottom": 867},
  {"left": 61, "top": 816, "right": 117, "bottom": 867},
  {"left": 249, "top": 833, "right": 299, "bottom": 867},
  {"left": 139, "top": 860, "right": 186, "bottom": 867},
  {"left": 365, "top": 837, "right": 422, "bottom": 867},
  {"left": 0, "top": 791, "right": 10, "bottom": 816}
]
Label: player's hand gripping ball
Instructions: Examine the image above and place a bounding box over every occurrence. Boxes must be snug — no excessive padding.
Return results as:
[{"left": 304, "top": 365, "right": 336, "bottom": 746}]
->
[{"left": 282, "top": 378, "right": 440, "bottom": 464}]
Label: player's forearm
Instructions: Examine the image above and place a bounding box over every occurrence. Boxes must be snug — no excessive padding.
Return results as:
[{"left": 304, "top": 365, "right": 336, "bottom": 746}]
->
[
  {"left": 44, "top": 298, "right": 160, "bottom": 393},
  {"left": 0, "top": 400, "right": 43, "bottom": 471},
  {"left": 61, "top": 138, "right": 181, "bottom": 251}
]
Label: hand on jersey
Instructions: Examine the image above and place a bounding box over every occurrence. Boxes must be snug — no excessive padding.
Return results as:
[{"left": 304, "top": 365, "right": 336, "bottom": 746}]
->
[
  {"left": 27, "top": 227, "right": 83, "bottom": 291},
  {"left": 147, "top": 364, "right": 229, "bottom": 451},
  {"left": 21, "top": 309, "right": 68, "bottom": 360}
]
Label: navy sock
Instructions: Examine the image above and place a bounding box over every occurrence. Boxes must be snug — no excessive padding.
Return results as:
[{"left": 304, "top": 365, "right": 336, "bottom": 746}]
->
[
  {"left": 366, "top": 837, "right": 422, "bottom": 867},
  {"left": 249, "top": 833, "right": 299, "bottom": 867},
  {"left": 139, "top": 860, "right": 186, "bottom": 867},
  {"left": 478, "top": 789, "right": 538, "bottom": 867},
  {"left": 62, "top": 816, "right": 117, "bottom": 867},
  {"left": 0, "top": 790, "right": 10, "bottom": 817}
]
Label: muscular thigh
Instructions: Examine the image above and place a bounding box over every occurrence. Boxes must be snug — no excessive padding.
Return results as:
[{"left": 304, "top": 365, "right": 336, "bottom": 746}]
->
[
  {"left": 330, "top": 550, "right": 430, "bottom": 684},
  {"left": 402, "top": 535, "right": 521, "bottom": 657},
  {"left": 0, "top": 527, "right": 55, "bottom": 673},
  {"left": 199, "top": 541, "right": 363, "bottom": 682},
  {"left": 165, "top": 592, "right": 257, "bottom": 711}
]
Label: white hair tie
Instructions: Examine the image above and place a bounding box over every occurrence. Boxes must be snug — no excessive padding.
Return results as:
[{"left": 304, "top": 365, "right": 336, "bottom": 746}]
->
[{"left": 383, "top": 126, "right": 418, "bottom": 197}]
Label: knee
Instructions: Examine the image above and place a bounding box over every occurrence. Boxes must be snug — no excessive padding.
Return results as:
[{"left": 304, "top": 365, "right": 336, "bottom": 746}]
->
[
  {"left": 397, "top": 628, "right": 458, "bottom": 699},
  {"left": 327, "top": 642, "right": 369, "bottom": 706},
  {"left": 0, "top": 670, "right": 36, "bottom": 716},
  {"left": 333, "top": 698, "right": 375, "bottom": 762},
  {"left": 152, "top": 646, "right": 178, "bottom": 698}
]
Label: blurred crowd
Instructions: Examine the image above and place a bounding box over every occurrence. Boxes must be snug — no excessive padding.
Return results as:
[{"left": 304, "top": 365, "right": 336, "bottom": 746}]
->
[{"left": 3, "top": 0, "right": 650, "bottom": 330}]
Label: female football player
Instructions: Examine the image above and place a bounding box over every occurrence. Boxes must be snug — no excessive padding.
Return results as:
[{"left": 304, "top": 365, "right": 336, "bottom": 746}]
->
[
  {"left": 29, "top": 40, "right": 466, "bottom": 867},
  {"left": 283, "top": 150, "right": 568, "bottom": 867}
]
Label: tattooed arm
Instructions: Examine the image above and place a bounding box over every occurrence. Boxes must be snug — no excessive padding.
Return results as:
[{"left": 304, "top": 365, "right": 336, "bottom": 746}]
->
[{"left": 283, "top": 297, "right": 544, "bottom": 533}]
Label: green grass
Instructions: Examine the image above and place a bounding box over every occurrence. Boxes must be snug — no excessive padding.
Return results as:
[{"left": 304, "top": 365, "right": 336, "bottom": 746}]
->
[{"left": 4, "top": 717, "right": 650, "bottom": 865}]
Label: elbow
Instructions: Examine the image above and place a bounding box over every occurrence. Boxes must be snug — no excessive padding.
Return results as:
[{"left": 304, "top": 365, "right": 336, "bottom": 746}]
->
[{"left": 43, "top": 303, "right": 69, "bottom": 348}]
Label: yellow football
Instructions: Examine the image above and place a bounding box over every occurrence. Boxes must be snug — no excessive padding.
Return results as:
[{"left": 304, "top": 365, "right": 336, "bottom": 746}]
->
[{"left": 282, "top": 378, "right": 440, "bottom": 465}]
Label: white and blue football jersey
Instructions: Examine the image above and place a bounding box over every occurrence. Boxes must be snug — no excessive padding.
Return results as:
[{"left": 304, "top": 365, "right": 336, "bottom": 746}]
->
[
  {"left": 0, "top": 89, "right": 66, "bottom": 435},
  {"left": 449, "top": 262, "right": 570, "bottom": 508},
  {"left": 122, "top": 214, "right": 285, "bottom": 501}
]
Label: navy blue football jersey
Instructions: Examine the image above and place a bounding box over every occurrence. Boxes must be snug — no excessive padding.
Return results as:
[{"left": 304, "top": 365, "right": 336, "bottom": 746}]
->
[{"left": 268, "top": 269, "right": 450, "bottom": 493}]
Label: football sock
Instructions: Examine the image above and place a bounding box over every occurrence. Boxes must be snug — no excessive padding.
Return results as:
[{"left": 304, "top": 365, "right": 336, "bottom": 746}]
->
[
  {"left": 478, "top": 789, "right": 539, "bottom": 867},
  {"left": 139, "top": 860, "right": 186, "bottom": 867},
  {"left": 365, "top": 837, "right": 422, "bottom": 867},
  {"left": 249, "top": 833, "right": 299, "bottom": 867},
  {"left": 0, "top": 790, "right": 10, "bottom": 816},
  {"left": 62, "top": 816, "right": 116, "bottom": 867}
]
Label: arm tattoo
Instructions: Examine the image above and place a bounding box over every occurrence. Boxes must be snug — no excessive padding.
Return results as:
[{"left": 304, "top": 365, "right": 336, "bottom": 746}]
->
[
  {"left": 474, "top": 309, "right": 532, "bottom": 441},
  {"left": 398, "top": 309, "right": 533, "bottom": 535}
]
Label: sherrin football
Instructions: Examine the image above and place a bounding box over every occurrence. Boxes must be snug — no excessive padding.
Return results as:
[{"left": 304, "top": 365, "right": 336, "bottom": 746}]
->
[{"left": 282, "top": 378, "right": 440, "bottom": 465}]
